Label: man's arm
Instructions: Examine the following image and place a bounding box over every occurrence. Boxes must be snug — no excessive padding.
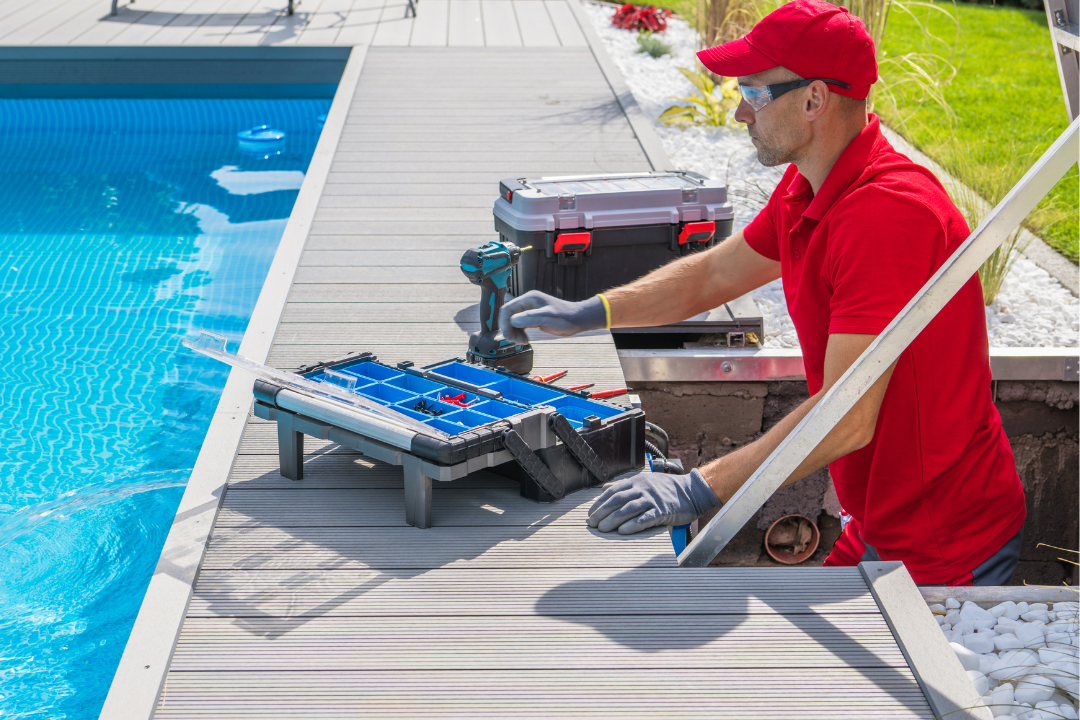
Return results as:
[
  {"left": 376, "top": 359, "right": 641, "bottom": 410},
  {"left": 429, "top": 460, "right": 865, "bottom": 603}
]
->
[
  {"left": 499, "top": 230, "right": 781, "bottom": 342},
  {"left": 605, "top": 229, "right": 781, "bottom": 328},
  {"left": 587, "top": 332, "right": 897, "bottom": 534},
  {"left": 699, "top": 332, "right": 896, "bottom": 502}
]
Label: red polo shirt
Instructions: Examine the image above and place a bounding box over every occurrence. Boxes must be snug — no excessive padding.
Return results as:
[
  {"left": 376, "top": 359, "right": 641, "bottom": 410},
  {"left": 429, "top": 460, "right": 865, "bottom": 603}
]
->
[{"left": 743, "top": 115, "right": 1026, "bottom": 584}]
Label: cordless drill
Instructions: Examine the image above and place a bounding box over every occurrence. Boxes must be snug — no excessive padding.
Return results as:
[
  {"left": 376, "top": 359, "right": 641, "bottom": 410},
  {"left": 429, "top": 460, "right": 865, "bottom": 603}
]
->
[{"left": 459, "top": 240, "right": 534, "bottom": 375}]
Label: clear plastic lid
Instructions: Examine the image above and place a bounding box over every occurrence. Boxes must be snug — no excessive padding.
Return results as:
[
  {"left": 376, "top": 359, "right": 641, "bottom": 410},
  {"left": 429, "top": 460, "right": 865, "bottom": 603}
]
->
[{"left": 528, "top": 173, "right": 699, "bottom": 196}]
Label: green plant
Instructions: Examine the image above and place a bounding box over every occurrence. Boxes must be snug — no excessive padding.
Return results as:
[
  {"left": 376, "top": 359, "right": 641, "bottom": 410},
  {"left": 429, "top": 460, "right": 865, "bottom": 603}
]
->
[
  {"left": 867, "top": 0, "right": 964, "bottom": 131},
  {"left": 636, "top": 30, "right": 674, "bottom": 57},
  {"left": 944, "top": 143, "right": 1032, "bottom": 305},
  {"left": 878, "top": 1, "right": 1078, "bottom": 263},
  {"left": 696, "top": 0, "right": 783, "bottom": 48},
  {"left": 660, "top": 66, "right": 740, "bottom": 126}
]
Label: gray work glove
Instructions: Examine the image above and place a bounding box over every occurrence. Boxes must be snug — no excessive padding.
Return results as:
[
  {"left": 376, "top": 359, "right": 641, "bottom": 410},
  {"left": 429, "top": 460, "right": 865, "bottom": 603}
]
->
[
  {"left": 499, "top": 291, "right": 607, "bottom": 346},
  {"left": 587, "top": 469, "right": 722, "bottom": 535}
]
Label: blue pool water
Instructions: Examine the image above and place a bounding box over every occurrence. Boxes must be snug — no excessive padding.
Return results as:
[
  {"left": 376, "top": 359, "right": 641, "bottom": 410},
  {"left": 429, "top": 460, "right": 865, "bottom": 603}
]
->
[{"left": 0, "top": 97, "right": 330, "bottom": 719}]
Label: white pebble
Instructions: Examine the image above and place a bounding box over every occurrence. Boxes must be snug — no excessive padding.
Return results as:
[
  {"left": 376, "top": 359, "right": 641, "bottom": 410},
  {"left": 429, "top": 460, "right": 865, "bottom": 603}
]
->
[
  {"left": 947, "top": 598, "right": 961, "bottom": 610},
  {"left": 1022, "top": 605, "right": 1050, "bottom": 622},
  {"left": 987, "top": 683, "right": 1015, "bottom": 716},
  {"left": 964, "top": 602, "right": 1000, "bottom": 630},
  {"left": 968, "top": 670, "right": 991, "bottom": 695},
  {"left": 930, "top": 604, "right": 947, "bottom": 615},
  {"left": 956, "top": 619, "right": 977, "bottom": 635},
  {"left": 995, "top": 633, "right": 1025, "bottom": 651},
  {"left": 1016, "top": 622, "right": 1047, "bottom": 647},
  {"left": 966, "top": 633, "right": 997, "bottom": 654},
  {"left": 946, "top": 610, "right": 962, "bottom": 626},
  {"left": 952, "top": 641, "right": 983, "bottom": 672},
  {"left": 935, "top": 614, "right": 945, "bottom": 625},
  {"left": 989, "top": 649, "right": 1039, "bottom": 680},
  {"left": 998, "top": 617, "right": 1023, "bottom": 633},
  {"left": 979, "top": 654, "right": 998, "bottom": 674},
  {"left": 992, "top": 602, "right": 1016, "bottom": 618},
  {"left": 1014, "top": 675, "right": 1055, "bottom": 705}
]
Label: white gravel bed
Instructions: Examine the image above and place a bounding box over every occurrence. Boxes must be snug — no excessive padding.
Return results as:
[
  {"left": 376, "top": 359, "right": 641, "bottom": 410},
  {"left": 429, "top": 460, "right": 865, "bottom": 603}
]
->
[
  {"left": 581, "top": 1, "right": 1079, "bottom": 349},
  {"left": 930, "top": 597, "right": 1079, "bottom": 719}
]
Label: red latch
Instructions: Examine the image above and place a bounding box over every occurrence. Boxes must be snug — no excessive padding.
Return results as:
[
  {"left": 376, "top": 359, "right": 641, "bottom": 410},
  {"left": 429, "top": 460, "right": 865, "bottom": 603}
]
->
[
  {"left": 678, "top": 221, "right": 716, "bottom": 245},
  {"left": 505, "top": 189, "right": 513, "bottom": 202},
  {"left": 554, "top": 232, "right": 591, "bottom": 253}
]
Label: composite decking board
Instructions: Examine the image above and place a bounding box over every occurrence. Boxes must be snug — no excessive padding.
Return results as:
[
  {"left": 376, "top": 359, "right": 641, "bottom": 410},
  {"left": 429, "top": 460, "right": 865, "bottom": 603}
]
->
[
  {"left": 106, "top": 0, "right": 204, "bottom": 45},
  {"left": 409, "top": 0, "right": 448, "bottom": 44},
  {"left": 286, "top": 284, "right": 480, "bottom": 302},
  {"left": 447, "top": 0, "right": 484, "bottom": 45},
  {"left": 153, "top": 671, "right": 932, "bottom": 720},
  {"left": 480, "top": 0, "right": 522, "bottom": 45},
  {"left": 0, "top": 0, "right": 592, "bottom": 46},
  {"left": 514, "top": 0, "right": 560, "bottom": 45},
  {"left": 148, "top": 44, "right": 930, "bottom": 718},
  {"left": 545, "top": 0, "right": 586, "bottom": 45}
]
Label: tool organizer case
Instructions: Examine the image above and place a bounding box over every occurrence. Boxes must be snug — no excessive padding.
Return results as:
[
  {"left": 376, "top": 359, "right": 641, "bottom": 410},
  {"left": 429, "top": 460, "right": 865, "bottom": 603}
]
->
[
  {"left": 253, "top": 352, "right": 645, "bottom": 526},
  {"left": 493, "top": 171, "right": 735, "bottom": 302}
]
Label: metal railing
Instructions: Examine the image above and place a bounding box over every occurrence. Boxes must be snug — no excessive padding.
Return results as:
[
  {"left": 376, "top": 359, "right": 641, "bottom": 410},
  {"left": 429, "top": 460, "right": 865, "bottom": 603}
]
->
[{"left": 677, "top": 117, "right": 1080, "bottom": 568}]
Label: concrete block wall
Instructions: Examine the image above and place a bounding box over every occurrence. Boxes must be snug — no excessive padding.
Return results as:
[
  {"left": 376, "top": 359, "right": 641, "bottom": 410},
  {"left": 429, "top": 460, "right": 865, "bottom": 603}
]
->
[{"left": 633, "top": 380, "right": 1079, "bottom": 584}]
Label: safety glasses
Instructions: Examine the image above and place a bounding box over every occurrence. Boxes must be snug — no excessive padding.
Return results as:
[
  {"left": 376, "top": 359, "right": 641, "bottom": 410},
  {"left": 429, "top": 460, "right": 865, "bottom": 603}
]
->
[{"left": 738, "top": 78, "right": 852, "bottom": 112}]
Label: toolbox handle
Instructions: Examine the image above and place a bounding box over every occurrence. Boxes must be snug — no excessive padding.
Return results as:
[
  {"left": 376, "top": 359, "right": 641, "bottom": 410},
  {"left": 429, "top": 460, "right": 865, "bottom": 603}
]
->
[
  {"left": 554, "top": 231, "right": 591, "bottom": 254},
  {"left": 678, "top": 221, "right": 716, "bottom": 245}
]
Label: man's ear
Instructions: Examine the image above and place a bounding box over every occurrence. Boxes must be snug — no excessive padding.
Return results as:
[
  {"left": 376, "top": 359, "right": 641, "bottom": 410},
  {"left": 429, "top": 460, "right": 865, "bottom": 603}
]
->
[{"left": 802, "top": 81, "right": 830, "bottom": 122}]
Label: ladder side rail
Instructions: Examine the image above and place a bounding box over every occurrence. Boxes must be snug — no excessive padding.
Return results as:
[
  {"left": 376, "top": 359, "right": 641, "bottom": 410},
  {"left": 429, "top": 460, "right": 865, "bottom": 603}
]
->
[
  {"left": 677, "top": 118, "right": 1080, "bottom": 568},
  {"left": 1044, "top": 0, "right": 1080, "bottom": 121}
]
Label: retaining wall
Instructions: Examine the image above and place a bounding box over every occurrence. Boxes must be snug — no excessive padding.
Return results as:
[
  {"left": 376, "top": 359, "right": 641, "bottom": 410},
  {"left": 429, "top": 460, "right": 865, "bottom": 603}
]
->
[{"left": 634, "top": 380, "right": 1079, "bottom": 584}]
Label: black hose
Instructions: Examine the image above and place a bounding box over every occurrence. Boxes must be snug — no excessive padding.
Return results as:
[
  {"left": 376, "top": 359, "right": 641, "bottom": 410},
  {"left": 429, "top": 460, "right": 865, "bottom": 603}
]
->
[
  {"left": 645, "top": 421, "right": 670, "bottom": 458},
  {"left": 645, "top": 422, "right": 669, "bottom": 445},
  {"left": 645, "top": 440, "right": 666, "bottom": 460}
]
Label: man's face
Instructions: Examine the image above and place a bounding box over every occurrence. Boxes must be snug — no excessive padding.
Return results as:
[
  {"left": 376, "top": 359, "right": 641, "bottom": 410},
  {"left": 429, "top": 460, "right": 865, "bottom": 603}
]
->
[{"left": 734, "top": 68, "right": 809, "bottom": 167}]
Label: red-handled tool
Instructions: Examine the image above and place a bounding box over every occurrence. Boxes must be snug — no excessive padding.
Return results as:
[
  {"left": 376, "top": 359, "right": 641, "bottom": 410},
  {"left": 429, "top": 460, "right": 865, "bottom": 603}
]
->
[
  {"left": 589, "top": 387, "right": 628, "bottom": 399},
  {"left": 567, "top": 383, "right": 594, "bottom": 392},
  {"left": 439, "top": 392, "right": 477, "bottom": 407},
  {"left": 533, "top": 370, "right": 567, "bottom": 383}
]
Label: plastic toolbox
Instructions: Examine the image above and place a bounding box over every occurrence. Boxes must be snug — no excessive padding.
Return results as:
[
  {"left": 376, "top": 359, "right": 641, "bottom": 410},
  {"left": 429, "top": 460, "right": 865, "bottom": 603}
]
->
[
  {"left": 493, "top": 171, "right": 735, "bottom": 302},
  {"left": 257, "top": 352, "right": 646, "bottom": 504}
]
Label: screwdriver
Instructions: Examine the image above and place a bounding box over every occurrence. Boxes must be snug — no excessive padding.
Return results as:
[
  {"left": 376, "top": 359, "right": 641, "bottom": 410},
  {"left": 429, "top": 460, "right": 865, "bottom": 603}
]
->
[
  {"left": 567, "top": 383, "right": 594, "bottom": 392},
  {"left": 590, "top": 387, "right": 628, "bottom": 399},
  {"left": 533, "top": 370, "right": 568, "bottom": 383}
]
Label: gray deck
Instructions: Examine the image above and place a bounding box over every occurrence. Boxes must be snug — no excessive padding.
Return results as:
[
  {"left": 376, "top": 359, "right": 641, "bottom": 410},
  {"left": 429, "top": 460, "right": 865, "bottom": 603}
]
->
[
  {"left": 0, "top": 0, "right": 587, "bottom": 47},
  {"left": 136, "top": 46, "right": 935, "bottom": 718}
]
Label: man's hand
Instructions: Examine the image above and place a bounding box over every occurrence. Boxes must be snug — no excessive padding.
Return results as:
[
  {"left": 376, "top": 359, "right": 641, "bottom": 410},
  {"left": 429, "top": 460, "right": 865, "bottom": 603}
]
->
[
  {"left": 587, "top": 469, "right": 723, "bottom": 535},
  {"left": 498, "top": 291, "right": 607, "bottom": 345}
]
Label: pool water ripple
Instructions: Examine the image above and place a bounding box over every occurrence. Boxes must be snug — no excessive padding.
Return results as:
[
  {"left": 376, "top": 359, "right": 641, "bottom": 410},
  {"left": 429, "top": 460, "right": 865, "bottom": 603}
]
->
[{"left": 0, "top": 97, "right": 329, "bottom": 719}]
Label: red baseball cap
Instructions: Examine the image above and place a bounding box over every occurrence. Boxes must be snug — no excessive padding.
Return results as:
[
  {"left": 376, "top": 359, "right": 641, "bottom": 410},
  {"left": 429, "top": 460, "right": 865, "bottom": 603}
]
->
[{"left": 696, "top": 0, "right": 878, "bottom": 100}]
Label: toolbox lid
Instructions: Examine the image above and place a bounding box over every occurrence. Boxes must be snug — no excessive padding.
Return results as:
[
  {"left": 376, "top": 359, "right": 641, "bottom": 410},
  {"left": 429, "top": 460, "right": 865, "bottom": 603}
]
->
[{"left": 494, "top": 171, "right": 734, "bottom": 233}]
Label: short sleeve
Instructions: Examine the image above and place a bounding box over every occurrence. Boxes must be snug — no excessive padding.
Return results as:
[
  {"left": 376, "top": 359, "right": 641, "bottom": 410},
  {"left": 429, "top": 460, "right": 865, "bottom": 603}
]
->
[
  {"left": 741, "top": 172, "right": 796, "bottom": 263},
  {"left": 826, "top": 186, "right": 949, "bottom": 336},
  {"left": 743, "top": 203, "right": 780, "bottom": 262}
]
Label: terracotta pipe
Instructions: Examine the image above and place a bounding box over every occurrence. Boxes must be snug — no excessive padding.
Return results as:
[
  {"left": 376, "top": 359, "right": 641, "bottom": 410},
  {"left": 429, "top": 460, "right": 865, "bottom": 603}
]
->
[{"left": 764, "top": 514, "right": 821, "bottom": 565}]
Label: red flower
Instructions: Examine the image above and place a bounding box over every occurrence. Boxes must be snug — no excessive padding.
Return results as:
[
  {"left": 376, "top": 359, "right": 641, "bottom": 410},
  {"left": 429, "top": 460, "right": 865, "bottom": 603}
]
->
[{"left": 611, "top": 3, "right": 671, "bottom": 32}]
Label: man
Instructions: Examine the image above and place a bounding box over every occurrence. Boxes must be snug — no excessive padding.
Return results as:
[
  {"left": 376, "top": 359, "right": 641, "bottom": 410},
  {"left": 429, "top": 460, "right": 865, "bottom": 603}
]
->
[{"left": 499, "top": 0, "right": 1027, "bottom": 586}]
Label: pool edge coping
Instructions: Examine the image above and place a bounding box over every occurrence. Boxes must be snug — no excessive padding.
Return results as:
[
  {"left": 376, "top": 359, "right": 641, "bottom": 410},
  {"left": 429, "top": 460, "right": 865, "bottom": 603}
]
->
[{"left": 97, "top": 44, "right": 369, "bottom": 720}]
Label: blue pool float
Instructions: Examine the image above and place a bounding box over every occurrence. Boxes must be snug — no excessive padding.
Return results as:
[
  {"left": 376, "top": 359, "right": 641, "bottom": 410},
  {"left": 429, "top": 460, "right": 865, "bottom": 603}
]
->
[{"left": 237, "top": 125, "right": 285, "bottom": 154}]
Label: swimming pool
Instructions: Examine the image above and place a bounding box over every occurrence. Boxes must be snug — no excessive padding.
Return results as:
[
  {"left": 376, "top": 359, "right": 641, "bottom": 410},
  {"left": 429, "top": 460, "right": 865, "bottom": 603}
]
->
[{"left": 0, "top": 97, "right": 330, "bottom": 719}]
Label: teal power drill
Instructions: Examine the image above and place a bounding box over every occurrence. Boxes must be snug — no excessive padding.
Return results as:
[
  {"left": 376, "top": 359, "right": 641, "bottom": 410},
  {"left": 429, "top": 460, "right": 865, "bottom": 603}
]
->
[{"left": 459, "top": 240, "right": 534, "bottom": 375}]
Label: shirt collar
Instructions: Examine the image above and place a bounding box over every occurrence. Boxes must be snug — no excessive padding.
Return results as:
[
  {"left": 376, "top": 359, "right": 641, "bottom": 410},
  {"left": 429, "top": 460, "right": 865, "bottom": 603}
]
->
[{"left": 802, "top": 114, "right": 884, "bottom": 222}]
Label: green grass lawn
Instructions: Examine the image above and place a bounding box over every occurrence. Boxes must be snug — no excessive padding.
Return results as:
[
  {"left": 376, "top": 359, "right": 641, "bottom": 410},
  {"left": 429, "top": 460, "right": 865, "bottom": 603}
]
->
[{"left": 878, "top": 1, "right": 1079, "bottom": 262}]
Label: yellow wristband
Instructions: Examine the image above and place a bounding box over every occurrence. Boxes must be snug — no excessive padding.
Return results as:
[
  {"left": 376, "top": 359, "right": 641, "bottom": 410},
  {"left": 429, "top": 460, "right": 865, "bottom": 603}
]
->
[{"left": 598, "top": 294, "right": 612, "bottom": 330}]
